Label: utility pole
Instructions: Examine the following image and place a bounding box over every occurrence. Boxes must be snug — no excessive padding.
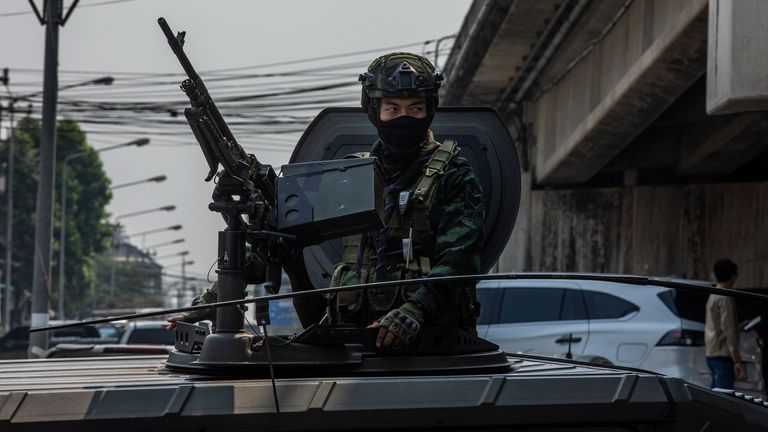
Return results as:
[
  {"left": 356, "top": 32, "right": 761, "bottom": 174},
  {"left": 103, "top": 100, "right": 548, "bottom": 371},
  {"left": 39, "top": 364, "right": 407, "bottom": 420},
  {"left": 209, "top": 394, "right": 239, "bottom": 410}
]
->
[
  {"left": 1, "top": 92, "right": 31, "bottom": 333},
  {"left": 3, "top": 98, "right": 15, "bottom": 334},
  {"left": 28, "top": 0, "right": 80, "bottom": 358},
  {"left": 0, "top": 68, "right": 8, "bottom": 333}
]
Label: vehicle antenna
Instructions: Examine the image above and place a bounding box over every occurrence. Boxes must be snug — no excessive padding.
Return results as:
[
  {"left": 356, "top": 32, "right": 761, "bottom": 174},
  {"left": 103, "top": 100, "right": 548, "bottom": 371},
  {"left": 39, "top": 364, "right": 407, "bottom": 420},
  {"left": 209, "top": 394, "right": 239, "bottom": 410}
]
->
[
  {"left": 30, "top": 272, "right": 768, "bottom": 333},
  {"left": 255, "top": 301, "right": 281, "bottom": 417},
  {"left": 263, "top": 324, "right": 281, "bottom": 416}
]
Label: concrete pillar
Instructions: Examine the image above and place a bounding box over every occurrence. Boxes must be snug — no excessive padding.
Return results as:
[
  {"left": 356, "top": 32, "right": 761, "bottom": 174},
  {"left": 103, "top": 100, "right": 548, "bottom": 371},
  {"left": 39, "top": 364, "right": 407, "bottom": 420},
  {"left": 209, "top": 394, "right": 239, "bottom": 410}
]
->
[
  {"left": 707, "top": 0, "right": 768, "bottom": 114},
  {"left": 521, "top": 182, "right": 768, "bottom": 287},
  {"left": 496, "top": 172, "right": 531, "bottom": 272}
]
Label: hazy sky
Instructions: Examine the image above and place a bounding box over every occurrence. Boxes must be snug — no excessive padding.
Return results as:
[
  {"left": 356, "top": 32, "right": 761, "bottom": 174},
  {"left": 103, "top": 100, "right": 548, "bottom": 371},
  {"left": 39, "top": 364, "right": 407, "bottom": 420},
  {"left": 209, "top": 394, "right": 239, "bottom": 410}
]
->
[{"left": 0, "top": 0, "right": 472, "bottom": 293}]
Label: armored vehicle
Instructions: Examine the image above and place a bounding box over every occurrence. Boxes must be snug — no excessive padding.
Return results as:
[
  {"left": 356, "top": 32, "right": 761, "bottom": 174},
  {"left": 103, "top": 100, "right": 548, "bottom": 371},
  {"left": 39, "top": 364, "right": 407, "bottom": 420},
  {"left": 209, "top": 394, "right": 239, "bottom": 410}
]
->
[
  {"left": 4, "top": 106, "right": 766, "bottom": 432},
  {"left": 1, "top": 18, "right": 766, "bottom": 432}
]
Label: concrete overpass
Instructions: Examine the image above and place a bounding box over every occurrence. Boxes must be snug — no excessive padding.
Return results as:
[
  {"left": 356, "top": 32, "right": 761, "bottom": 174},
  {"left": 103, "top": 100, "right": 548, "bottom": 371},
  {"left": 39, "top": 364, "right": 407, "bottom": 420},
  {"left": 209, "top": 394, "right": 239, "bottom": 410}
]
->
[{"left": 441, "top": 0, "right": 768, "bottom": 287}]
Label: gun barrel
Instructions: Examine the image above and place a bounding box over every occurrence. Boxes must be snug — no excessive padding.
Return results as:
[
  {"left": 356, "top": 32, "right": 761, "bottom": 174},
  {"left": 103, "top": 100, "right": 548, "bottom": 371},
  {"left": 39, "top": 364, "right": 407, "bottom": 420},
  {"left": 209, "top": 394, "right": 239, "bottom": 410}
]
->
[
  {"left": 158, "top": 16, "right": 277, "bottom": 205},
  {"left": 157, "top": 17, "right": 199, "bottom": 81}
]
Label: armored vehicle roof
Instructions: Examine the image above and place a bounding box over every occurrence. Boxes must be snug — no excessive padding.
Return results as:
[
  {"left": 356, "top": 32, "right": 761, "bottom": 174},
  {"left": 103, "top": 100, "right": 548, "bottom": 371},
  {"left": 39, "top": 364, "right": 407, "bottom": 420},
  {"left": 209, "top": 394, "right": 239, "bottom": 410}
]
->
[{"left": 1, "top": 353, "right": 766, "bottom": 431}]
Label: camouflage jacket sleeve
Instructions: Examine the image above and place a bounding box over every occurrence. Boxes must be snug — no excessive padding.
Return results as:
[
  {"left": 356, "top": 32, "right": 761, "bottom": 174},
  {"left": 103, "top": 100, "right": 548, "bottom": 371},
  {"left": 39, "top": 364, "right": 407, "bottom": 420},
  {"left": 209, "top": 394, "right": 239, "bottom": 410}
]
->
[
  {"left": 182, "top": 281, "right": 252, "bottom": 325},
  {"left": 407, "top": 158, "right": 484, "bottom": 323},
  {"left": 183, "top": 282, "right": 218, "bottom": 323}
]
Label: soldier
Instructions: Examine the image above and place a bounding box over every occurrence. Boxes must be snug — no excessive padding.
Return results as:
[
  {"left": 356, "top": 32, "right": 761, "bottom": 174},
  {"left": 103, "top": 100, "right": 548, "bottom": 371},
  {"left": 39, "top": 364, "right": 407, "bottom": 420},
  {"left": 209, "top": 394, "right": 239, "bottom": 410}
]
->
[
  {"left": 324, "top": 52, "right": 485, "bottom": 348},
  {"left": 168, "top": 52, "right": 485, "bottom": 349}
]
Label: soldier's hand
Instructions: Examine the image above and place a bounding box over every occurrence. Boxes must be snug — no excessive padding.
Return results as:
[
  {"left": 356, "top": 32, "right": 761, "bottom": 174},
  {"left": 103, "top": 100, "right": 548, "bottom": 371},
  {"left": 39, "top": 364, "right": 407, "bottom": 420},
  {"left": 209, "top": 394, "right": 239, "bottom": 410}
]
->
[
  {"left": 165, "top": 315, "right": 186, "bottom": 331},
  {"left": 371, "top": 303, "right": 424, "bottom": 348},
  {"left": 367, "top": 321, "right": 400, "bottom": 348}
]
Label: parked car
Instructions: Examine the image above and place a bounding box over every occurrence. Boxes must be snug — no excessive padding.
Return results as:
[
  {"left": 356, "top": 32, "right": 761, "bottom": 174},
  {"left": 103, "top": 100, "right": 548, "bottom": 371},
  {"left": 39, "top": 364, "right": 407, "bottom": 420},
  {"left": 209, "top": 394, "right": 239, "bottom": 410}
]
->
[
  {"left": 0, "top": 321, "right": 107, "bottom": 359},
  {"left": 476, "top": 278, "right": 763, "bottom": 396},
  {"left": 94, "top": 322, "right": 125, "bottom": 340},
  {"left": 42, "top": 343, "right": 172, "bottom": 358},
  {"left": 119, "top": 321, "right": 176, "bottom": 345}
]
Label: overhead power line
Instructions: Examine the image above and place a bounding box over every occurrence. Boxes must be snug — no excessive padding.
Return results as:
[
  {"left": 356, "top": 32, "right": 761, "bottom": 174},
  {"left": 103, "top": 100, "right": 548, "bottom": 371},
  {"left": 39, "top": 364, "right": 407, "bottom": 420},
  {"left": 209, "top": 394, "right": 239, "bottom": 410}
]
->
[
  {"left": 0, "top": 0, "right": 137, "bottom": 19},
  {"left": 2, "top": 40, "right": 456, "bottom": 156},
  {"left": 7, "top": 40, "right": 441, "bottom": 75}
]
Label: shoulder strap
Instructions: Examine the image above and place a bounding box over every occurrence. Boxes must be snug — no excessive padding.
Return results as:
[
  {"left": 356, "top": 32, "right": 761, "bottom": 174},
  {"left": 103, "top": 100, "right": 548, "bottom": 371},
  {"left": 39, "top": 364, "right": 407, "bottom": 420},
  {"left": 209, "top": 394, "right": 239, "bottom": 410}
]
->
[{"left": 413, "top": 139, "right": 459, "bottom": 203}]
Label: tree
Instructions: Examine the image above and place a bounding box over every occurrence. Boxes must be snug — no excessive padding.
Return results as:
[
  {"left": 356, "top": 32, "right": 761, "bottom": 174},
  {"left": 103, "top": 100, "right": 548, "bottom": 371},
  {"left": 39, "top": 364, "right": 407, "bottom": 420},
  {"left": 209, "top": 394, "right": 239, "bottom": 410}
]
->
[
  {"left": 1, "top": 117, "right": 169, "bottom": 324},
  {"left": 0, "top": 117, "right": 113, "bottom": 324},
  {"left": 0, "top": 117, "right": 40, "bottom": 325},
  {"left": 52, "top": 119, "right": 113, "bottom": 318}
]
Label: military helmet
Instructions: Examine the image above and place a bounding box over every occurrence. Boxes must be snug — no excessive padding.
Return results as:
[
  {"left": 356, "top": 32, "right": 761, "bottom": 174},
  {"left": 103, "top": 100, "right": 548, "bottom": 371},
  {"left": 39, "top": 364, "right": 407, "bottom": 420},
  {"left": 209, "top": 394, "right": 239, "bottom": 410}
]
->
[{"left": 358, "top": 52, "right": 444, "bottom": 110}]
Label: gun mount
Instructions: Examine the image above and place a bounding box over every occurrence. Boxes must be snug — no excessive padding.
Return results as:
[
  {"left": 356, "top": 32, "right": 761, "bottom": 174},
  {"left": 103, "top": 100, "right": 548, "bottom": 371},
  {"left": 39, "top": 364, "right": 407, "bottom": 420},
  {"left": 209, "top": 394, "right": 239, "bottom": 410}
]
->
[{"left": 158, "top": 18, "right": 396, "bottom": 370}]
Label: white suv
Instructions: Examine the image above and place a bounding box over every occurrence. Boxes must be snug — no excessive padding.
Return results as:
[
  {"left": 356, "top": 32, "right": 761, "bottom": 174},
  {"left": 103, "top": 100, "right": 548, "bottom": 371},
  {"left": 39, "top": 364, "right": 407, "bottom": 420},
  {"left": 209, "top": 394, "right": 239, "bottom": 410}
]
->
[{"left": 476, "top": 278, "right": 762, "bottom": 393}]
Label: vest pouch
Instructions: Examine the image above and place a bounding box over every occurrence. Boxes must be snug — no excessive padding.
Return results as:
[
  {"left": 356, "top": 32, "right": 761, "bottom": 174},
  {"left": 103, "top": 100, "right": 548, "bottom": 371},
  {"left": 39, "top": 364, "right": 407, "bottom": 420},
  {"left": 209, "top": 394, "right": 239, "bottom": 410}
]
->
[
  {"left": 330, "top": 264, "right": 368, "bottom": 318},
  {"left": 367, "top": 268, "right": 403, "bottom": 314}
]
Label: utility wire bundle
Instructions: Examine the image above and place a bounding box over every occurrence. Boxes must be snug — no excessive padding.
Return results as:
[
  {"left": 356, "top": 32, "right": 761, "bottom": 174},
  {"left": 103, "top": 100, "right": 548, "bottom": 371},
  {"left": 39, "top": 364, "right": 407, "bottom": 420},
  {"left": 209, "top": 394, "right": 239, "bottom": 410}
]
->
[{"left": 1, "top": 39, "right": 455, "bottom": 155}]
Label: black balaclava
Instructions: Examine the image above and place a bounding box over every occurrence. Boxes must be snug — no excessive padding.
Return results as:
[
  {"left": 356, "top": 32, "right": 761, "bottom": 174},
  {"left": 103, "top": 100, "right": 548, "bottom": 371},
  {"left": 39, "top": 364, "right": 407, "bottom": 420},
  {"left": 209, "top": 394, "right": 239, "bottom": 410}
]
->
[{"left": 367, "top": 98, "right": 435, "bottom": 175}]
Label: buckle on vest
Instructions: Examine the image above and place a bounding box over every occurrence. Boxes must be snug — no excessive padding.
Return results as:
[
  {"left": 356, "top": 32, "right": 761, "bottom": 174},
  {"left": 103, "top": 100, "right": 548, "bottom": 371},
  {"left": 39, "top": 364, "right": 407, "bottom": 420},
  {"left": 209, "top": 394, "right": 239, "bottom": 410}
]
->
[{"left": 398, "top": 191, "right": 411, "bottom": 216}]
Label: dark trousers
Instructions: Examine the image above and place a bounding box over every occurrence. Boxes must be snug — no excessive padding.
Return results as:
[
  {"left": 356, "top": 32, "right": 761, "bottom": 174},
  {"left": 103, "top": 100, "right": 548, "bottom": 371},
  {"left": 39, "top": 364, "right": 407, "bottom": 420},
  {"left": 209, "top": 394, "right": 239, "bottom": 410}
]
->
[{"left": 707, "top": 356, "right": 735, "bottom": 390}]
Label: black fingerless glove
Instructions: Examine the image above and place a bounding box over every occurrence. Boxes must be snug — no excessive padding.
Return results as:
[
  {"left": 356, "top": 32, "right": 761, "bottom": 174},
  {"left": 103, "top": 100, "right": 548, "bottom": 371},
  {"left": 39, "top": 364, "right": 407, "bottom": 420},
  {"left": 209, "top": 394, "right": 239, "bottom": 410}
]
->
[{"left": 378, "top": 302, "right": 424, "bottom": 344}]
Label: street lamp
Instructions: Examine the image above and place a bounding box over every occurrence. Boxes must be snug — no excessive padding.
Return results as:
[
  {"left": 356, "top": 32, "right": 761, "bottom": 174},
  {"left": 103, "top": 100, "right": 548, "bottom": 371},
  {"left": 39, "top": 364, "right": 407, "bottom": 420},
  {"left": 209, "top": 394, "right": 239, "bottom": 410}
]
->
[
  {"left": 165, "top": 260, "right": 194, "bottom": 269},
  {"left": 56, "top": 76, "right": 114, "bottom": 92},
  {"left": 154, "top": 250, "right": 189, "bottom": 261},
  {"left": 145, "top": 238, "right": 185, "bottom": 251},
  {"left": 115, "top": 204, "right": 175, "bottom": 221},
  {"left": 111, "top": 175, "right": 166, "bottom": 190},
  {"left": 10, "top": 75, "right": 114, "bottom": 102},
  {"left": 110, "top": 205, "right": 176, "bottom": 301},
  {"left": 126, "top": 224, "right": 182, "bottom": 238},
  {"left": 57, "top": 137, "right": 150, "bottom": 319},
  {"left": 126, "top": 224, "right": 182, "bottom": 248}
]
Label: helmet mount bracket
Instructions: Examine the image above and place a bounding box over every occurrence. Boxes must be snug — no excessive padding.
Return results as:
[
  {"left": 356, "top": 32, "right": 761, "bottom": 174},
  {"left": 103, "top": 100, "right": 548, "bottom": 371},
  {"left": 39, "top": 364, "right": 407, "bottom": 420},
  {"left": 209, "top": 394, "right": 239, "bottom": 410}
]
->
[{"left": 389, "top": 62, "right": 417, "bottom": 89}]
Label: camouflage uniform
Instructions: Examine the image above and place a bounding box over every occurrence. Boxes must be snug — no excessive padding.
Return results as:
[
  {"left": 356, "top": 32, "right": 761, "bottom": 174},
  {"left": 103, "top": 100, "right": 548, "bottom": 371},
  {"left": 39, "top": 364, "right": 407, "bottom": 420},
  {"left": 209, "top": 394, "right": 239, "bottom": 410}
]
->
[{"left": 329, "top": 132, "right": 484, "bottom": 332}]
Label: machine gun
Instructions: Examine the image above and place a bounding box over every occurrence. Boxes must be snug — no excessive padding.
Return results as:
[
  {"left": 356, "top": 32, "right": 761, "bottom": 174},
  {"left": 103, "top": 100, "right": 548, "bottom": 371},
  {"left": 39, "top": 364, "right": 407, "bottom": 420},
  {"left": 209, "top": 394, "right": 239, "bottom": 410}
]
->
[
  {"left": 157, "top": 17, "right": 384, "bottom": 365},
  {"left": 158, "top": 17, "right": 276, "bottom": 201},
  {"left": 158, "top": 17, "right": 289, "bottom": 372},
  {"left": 158, "top": 18, "right": 286, "bottom": 350}
]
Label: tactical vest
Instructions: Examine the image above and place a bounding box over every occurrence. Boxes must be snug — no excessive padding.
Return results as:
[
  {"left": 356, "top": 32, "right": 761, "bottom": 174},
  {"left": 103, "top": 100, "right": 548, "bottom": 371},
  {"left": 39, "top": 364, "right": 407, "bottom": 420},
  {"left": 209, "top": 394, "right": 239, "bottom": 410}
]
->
[{"left": 329, "top": 138, "right": 459, "bottom": 325}]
